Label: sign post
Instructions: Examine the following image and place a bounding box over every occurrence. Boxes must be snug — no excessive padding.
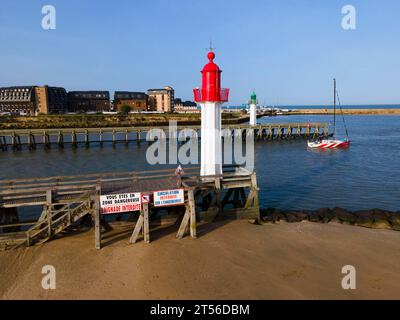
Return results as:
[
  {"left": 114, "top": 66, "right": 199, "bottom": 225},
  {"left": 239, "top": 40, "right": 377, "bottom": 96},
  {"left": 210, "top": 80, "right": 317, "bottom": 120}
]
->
[{"left": 129, "top": 202, "right": 150, "bottom": 244}]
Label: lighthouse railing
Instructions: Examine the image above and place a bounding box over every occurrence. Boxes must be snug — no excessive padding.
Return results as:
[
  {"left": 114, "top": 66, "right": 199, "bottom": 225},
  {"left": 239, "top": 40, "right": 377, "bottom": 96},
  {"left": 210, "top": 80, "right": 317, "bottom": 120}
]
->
[{"left": 193, "top": 88, "right": 230, "bottom": 102}]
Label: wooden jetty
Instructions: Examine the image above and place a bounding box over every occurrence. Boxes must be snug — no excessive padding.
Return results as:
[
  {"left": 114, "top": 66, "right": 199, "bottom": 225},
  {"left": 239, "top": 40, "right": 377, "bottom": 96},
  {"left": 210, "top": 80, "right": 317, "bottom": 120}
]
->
[
  {"left": 0, "top": 165, "right": 259, "bottom": 250},
  {"left": 0, "top": 123, "right": 329, "bottom": 150}
]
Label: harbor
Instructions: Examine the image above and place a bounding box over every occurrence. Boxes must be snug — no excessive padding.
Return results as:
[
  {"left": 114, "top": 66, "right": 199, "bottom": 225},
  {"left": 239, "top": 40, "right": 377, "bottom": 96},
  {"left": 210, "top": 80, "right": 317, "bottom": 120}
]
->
[{"left": 1, "top": 0, "right": 400, "bottom": 303}]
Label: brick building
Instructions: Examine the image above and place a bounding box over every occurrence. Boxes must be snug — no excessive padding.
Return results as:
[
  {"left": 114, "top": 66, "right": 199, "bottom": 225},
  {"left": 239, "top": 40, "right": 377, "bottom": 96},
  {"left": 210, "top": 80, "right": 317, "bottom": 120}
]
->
[
  {"left": 0, "top": 85, "right": 67, "bottom": 115},
  {"left": 35, "top": 86, "right": 68, "bottom": 114},
  {"left": 113, "top": 91, "right": 148, "bottom": 112},
  {"left": 68, "top": 91, "right": 110, "bottom": 113}
]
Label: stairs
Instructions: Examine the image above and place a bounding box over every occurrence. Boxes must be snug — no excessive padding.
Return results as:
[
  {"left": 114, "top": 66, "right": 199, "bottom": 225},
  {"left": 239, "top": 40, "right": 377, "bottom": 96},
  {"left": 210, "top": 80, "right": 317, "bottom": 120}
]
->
[{"left": 26, "top": 192, "right": 94, "bottom": 246}]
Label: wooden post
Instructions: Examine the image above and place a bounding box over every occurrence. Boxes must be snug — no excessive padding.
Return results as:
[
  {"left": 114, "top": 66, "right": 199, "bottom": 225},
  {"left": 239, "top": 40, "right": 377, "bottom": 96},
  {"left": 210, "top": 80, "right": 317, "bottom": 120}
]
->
[
  {"left": 43, "top": 131, "right": 47, "bottom": 148},
  {"left": 31, "top": 134, "right": 36, "bottom": 149},
  {"left": 112, "top": 129, "right": 116, "bottom": 146},
  {"left": 85, "top": 130, "right": 89, "bottom": 147},
  {"left": 27, "top": 132, "right": 32, "bottom": 149},
  {"left": 130, "top": 213, "right": 144, "bottom": 244},
  {"left": 136, "top": 130, "right": 141, "bottom": 145},
  {"left": 58, "top": 131, "right": 64, "bottom": 148},
  {"left": 188, "top": 189, "right": 197, "bottom": 239},
  {"left": 177, "top": 189, "right": 196, "bottom": 239},
  {"left": 72, "top": 131, "right": 77, "bottom": 147},
  {"left": 46, "top": 189, "right": 52, "bottom": 238},
  {"left": 129, "top": 202, "right": 150, "bottom": 244},
  {"left": 12, "top": 132, "right": 17, "bottom": 150},
  {"left": 176, "top": 206, "right": 190, "bottom": 239},
  {"left": 143, "top": 202, "right": 149, "bottom": 243},
  {"left": 125, "top": 129, "right": 129, "bottom": 145},
  {"left": 1, "top": 136, "right": 7, "bottom": 151},
  {"left": 17, "top": 135, "right": 22, "bottom": 149},
  {"left": 94, "top": 185, "right": 101, "bottom": 249},
  {"left": 99, "top": 129, "right": 103, "bottom": 147}
]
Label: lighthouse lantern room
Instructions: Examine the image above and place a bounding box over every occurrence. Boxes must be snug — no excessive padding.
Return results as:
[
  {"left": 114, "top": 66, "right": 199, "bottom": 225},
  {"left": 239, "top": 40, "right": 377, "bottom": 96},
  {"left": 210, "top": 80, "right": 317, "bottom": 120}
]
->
[{"left": 194, "top": 51, "right": 229, "bottom": 177}]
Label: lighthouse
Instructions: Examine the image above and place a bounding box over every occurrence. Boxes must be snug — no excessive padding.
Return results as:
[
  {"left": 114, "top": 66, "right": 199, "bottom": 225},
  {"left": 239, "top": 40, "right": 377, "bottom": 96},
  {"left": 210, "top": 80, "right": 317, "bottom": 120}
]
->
[
  {"left": 249, "top": 91, "right": 257, "bottom": 126},
  {"left": 194, "top": 51, "right": 229, "bottom": 176}
]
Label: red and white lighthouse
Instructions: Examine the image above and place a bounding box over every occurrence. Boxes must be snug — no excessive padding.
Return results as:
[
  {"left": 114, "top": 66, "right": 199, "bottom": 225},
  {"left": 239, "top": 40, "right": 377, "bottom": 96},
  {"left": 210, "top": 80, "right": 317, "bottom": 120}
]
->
[{"left": 194, "top": 51, "right": 229, "bottom": 176}]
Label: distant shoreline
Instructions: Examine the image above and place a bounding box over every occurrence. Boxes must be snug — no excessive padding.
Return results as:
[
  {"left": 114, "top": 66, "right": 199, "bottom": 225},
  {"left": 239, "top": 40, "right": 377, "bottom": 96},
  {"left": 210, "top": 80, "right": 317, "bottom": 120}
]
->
[{"left": 289, "top": 108, "right": 400, "bottom": 115}]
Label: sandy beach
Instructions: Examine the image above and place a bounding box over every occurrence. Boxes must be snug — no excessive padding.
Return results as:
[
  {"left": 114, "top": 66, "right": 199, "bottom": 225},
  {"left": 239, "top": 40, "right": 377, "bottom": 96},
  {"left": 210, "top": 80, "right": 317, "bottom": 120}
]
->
[{"left": 1, "top": 220, "right": 400, "bottom": 300}]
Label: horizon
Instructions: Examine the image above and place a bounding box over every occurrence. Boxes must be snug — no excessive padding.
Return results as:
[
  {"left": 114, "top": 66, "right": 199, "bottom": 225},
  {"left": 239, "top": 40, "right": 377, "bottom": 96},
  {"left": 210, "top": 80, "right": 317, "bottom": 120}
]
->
[{"left": 1, "top": 0, "right": 400, "bottom": 105}]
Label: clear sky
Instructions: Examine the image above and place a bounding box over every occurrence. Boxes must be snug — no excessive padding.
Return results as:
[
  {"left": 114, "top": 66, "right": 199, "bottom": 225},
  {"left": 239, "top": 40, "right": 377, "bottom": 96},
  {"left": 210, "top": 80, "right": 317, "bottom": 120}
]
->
[{"left": 1, "top": 0, "right": 399, "bottom": 105}]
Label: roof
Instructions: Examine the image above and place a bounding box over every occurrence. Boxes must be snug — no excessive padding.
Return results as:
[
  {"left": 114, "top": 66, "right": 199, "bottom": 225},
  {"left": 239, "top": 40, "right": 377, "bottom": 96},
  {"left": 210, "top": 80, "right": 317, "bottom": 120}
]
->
[
  {"left": 114, "top": 91, "right": 147, "bottom": 100},
  {"left": 68, "top": 91, "right": 110, "bottom": 99}
]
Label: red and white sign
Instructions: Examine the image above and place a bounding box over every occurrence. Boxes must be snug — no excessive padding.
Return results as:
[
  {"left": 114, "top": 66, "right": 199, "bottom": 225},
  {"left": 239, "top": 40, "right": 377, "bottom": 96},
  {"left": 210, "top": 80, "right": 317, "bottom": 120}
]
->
[
  {"left": 153, "top": 189, "right": 185, "bottom": 207},
  {"left": 141, "top": 194, "right": 150, "bottom": 204},
  {"left": 100, "top": 192, "right": 141, "bottom": 214}
]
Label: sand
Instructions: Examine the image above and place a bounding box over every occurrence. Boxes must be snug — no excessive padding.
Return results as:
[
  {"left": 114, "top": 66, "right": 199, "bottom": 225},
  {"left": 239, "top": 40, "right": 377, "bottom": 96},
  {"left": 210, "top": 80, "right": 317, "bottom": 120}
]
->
[{"left": 1, "top": 220, "right": 400, "bottom": 300}]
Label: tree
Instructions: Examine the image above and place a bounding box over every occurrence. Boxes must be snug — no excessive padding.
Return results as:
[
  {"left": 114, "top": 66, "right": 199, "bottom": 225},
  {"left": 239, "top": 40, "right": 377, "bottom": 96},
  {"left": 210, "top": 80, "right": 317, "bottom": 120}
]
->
[{"left": 119, "top": 104, "right": 132, "bottom": 115}]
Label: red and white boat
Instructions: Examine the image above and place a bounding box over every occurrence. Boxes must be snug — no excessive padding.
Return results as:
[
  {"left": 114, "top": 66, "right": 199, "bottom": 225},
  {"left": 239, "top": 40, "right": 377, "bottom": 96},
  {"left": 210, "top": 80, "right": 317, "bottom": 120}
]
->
[
  {"left": 308, "top": 79, "right": 351, "bottom": 149},
  {"left": 307, "top": 139, "right": 350, "bottom": 149}
]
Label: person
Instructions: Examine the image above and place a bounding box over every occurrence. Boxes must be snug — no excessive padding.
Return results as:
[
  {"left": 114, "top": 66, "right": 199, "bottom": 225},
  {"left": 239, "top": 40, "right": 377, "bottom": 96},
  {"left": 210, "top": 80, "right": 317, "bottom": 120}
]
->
[{"left": 175, "top": 165, "right": 184, "bottom": 187}]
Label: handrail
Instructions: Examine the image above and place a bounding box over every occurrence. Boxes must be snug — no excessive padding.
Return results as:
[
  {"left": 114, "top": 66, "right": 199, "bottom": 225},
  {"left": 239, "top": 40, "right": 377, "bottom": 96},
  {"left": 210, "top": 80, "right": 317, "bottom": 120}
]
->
[{"left": 0, "top": 166, "right": 201, "bottom": 187}]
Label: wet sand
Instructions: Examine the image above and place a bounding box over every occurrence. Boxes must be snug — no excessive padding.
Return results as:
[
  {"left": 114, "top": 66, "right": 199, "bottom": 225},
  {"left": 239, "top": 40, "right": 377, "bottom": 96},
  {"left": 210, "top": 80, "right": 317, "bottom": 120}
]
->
[{"left": 1, "top": 220, "right": 400, "bottom": 299}]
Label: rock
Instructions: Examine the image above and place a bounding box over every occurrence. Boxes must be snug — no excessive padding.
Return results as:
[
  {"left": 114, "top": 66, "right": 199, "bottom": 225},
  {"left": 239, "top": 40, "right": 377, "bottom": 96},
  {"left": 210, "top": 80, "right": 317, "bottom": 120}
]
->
[
  {"left": 317, "top": 207, "right": 333, "bottom": 223},
  {"left": 371, "top": 208, "right": 392, "bottom": 221},
  {"left": 284, "top": 211, "right": 305, "bottom": 223},
  {"left": 292, "top": 211, "right": 309, "bottom": 221},
  {"left": 260, "top": 208, "right": 285, "bottom": 224},
  {"left": 332, "top": 207, "right": 356, "bottom": 224},
  {"left": 304, "top": 210, "right": 321, "bottom": 222},
  {"left": 353, "top": 210, "right": 375, "bottom": 227},
  {"left": 389, "top": 213, "right": 400, "bottom": 231}
]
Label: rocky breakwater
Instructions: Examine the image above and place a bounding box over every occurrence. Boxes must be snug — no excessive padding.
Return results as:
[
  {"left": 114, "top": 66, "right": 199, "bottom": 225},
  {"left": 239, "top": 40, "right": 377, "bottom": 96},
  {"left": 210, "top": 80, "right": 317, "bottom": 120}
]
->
[{"left": 260, "top": 207, "right": 400, "bottom": 231}]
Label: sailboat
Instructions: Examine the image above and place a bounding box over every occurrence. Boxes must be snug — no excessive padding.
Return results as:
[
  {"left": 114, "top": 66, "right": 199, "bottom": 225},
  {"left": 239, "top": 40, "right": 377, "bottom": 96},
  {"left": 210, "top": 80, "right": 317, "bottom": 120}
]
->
[{"left": 307, "top": 79, "right": 350, "bottom": 149}]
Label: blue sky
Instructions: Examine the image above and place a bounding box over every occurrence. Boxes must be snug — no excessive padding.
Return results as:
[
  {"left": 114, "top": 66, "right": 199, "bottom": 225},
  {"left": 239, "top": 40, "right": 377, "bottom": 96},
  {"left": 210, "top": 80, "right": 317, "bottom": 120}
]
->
[{"left": 0, "top": 0, "right": 399, "bottom": 105}]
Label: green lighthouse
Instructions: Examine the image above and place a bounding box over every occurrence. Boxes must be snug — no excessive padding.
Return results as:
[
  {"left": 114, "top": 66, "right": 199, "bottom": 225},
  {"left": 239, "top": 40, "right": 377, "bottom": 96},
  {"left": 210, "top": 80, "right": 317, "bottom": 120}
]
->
[{"left": 249, "top": 91, "right": 257, "bottom": 126}]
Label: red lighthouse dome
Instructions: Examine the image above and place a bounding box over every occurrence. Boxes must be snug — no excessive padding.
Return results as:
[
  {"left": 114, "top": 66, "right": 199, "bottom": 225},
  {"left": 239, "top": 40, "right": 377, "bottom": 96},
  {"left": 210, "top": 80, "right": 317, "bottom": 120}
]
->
[{"left": 193, "top": 51, "right": 229, "bottom": 103}]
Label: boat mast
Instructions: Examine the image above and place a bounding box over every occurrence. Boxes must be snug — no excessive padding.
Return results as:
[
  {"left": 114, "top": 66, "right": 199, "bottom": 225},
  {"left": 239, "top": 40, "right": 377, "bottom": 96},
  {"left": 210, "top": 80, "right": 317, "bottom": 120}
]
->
[{"left": 333, "top": 78, "right": 336, "bottom": 138}]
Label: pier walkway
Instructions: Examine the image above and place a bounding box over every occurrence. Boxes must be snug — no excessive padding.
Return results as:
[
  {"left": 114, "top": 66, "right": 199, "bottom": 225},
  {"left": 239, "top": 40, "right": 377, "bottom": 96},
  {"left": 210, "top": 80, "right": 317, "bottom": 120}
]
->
[
  {"left": 0, "top": 123, "right": 329, "bottom": 150},
  {"left": 0, "top": 166, "right": 259, "bottom": 250}
]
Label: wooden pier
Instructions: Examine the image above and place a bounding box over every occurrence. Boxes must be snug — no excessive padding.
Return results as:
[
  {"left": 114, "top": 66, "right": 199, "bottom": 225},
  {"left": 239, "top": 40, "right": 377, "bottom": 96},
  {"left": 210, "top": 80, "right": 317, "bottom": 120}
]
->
[
  {"left": 0, "top": 165, "right": 259, "bottom": 250},
  {"left": 0, "top": 123, "right": 329, "bottom": 150}
]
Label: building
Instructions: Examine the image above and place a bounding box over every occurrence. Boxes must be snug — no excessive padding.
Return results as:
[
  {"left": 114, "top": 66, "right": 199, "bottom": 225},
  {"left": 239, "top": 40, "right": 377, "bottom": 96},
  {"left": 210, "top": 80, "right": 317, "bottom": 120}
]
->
[
  {"left": 35, "top": 86, "right": 68, "bottom": 114},
  {"left": 68, "top": 91, "right": 110, "bottom": 113},
  {"left": 0, "top": 85, "right": 68, "bottom": 115},
  {"left": 147, "top": 86, "right": 175, "bottom": 112},
  {"left": 113, "top": 91, "right": 148, "bottom": 112},
  {"left": 0, "top": 86, "right": 36, "bottom": 115},
  {"left": 173, "top": 98, "right": 199, "bottom": 113}
]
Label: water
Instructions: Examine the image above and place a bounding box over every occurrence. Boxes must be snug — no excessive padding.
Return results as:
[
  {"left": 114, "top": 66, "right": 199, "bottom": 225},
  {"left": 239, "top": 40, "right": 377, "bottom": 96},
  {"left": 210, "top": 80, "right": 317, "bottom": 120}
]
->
[
  {"left": 1, "top": 115, "right": 399, "bottom": 212},
  {"left": 225, "top": 104, "right": 400, "bottom": 110}
]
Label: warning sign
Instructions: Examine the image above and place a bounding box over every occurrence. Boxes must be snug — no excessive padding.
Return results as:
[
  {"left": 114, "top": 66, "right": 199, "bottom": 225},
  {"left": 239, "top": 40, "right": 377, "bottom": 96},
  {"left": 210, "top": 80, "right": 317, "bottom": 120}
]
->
[
  {"left": 100, "top": 192, "right": 141, "bottom": 214},
  {"left": 153, "top": 189, "right": 184, "bottom": 207},
  {"left": 142, "top": 194, "right": 150, "bottom": 204}
]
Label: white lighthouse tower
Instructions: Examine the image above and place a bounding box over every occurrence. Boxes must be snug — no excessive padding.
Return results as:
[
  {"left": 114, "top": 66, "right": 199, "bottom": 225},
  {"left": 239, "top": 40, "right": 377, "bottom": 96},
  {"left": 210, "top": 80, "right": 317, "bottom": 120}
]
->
[
  {"left": 194, "top": 51, "right": 229, "bottom": 176},
  {"left": 249, "top": 91, "right": 257, "bottom": 126}
]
